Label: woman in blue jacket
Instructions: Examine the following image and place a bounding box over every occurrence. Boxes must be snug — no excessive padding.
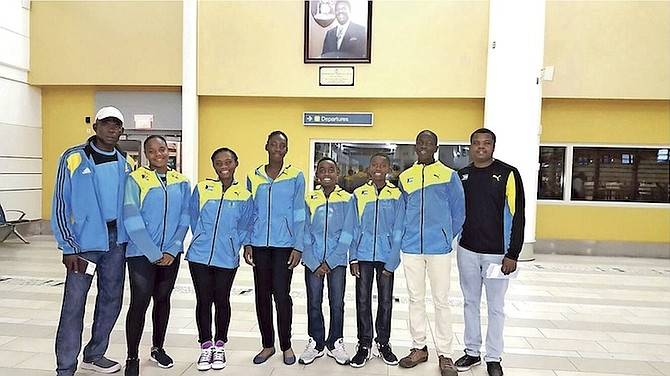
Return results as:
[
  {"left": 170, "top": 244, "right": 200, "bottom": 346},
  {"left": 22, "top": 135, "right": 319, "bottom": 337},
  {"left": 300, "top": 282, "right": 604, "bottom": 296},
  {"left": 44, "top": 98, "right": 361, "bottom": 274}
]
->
[
  {"left": 243, "top": 131, "right": 306, "bottom": 365},
  {"left": 123, "top": 135, "right": 191, "bottom": 376},
  {"left": 186, "top": 147, "right": 253, "bottom": 371}
]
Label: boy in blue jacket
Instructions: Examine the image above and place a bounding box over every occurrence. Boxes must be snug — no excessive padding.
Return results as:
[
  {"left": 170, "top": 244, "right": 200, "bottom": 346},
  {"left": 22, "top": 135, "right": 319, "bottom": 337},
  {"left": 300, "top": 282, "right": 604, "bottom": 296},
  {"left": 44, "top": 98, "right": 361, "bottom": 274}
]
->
[
  {"left": 348, "top": 153, "right": 405, "bottom": 368},
  {"left": 397, "top": 130, "right": 465, "bottom": 376},
  {"left": 299, "top": 157, "right": 354, "bottom": 366}
]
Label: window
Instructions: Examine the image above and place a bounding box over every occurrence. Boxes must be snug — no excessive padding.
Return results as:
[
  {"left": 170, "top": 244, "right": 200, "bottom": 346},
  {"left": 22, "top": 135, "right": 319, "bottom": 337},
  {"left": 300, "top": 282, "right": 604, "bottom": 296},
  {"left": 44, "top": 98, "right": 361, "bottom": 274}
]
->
[
  {"left": 538, "top": 146, "right": 566, "bottom": 200},
  {"left": 572, "top": 147, "right": 669, "bottom": 203},
  {"left": 312, "top": 141, "right": 469, "bottom": 192}
]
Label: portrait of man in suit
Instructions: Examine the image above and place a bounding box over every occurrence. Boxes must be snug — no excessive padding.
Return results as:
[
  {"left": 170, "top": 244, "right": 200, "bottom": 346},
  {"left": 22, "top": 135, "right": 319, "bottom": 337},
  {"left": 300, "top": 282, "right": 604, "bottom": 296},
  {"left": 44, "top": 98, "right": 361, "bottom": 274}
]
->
[
  {"left": 305, "top": 0, "right": 371, "bottom": 63},
  {"left": 321, "top": 1, "right": 368, "bottom": 58}
]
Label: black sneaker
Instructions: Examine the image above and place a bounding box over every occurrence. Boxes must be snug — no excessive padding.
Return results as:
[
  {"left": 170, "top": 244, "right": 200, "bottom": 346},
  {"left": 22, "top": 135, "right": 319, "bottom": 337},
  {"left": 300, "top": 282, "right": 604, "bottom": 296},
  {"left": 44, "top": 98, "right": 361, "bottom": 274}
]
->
[
  {"left": 455, "top": 353, "right": 481, "bottom": 371},
  {"left": 150, "top": 348, "right": 174, "bottom": 368},
  {"left": 486, "top": 361, "right": 504, "bottom": 376},
  {"left": 349, "top": 345, "right": 371, "bottom": 368},
  {"left": 375, "top": 342, "right": 398, "bottom": 365},
  {"left": 124, "top": 358, "right": 139, "bottom": 376}
]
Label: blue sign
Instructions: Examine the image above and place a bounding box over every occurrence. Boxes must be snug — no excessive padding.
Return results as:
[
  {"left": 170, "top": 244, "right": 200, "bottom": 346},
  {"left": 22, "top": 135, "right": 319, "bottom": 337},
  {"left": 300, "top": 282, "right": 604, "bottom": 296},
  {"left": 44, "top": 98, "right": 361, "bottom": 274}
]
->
[{"left": 303, "top": 112, "right": 373, "bottom": 126}]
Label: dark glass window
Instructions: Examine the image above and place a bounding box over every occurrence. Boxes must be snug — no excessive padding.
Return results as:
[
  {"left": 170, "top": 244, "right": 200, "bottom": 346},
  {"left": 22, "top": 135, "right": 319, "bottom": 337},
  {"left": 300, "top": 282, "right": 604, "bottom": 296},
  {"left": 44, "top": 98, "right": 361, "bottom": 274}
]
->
[
  {"left": 538, "top": 146, "right": 566, "bottom": 200},
  {"left": 313, "top": 142, "right": 470, "bottom": 192},
  {"left": 572, "top": 147, "right": 669, "bottom": 203}
]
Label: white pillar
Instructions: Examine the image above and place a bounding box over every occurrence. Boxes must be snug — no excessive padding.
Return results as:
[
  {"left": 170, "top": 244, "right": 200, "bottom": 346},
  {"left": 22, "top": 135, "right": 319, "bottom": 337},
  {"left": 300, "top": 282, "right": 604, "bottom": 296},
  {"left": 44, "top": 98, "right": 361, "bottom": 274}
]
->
[
  {"left": 182, "top": 0, "right": 198, "bottom": 184},
  {"left": 483, "top": 0, "right": 546, "bottom": 261}
]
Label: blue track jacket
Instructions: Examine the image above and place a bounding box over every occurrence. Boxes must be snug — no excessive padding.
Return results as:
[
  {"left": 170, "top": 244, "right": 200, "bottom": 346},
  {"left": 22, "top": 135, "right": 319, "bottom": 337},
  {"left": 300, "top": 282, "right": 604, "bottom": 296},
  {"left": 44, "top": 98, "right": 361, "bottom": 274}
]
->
[
  {"left": 51, "top": 137, "right": 133, "bottom": 254},
  {"left": 186, "top": 179, "right": 253, "bottom": 269},
  {"left": 398, "top": 161, "right": 465, "bottom": 255},
  {"left": 123, "top": 166, "right": 191, "bottom": 263},
  {"left": 246, "top": 165, "right": 306, "bottom": 251},
  {"left": 302, "top": 185, "right": 354, "bottom": 272},
  {"left": 348, "top": 181, "right": 405, "bottom": 272}
]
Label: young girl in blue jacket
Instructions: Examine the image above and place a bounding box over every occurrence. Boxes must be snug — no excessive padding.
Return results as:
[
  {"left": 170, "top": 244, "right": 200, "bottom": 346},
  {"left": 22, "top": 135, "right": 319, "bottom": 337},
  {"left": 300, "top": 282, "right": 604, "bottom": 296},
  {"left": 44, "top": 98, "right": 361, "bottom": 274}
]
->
[
  {"left": 186, "top": 147, "right": 253, "bottom": 371},
  {"left": 123, "top": 135, "right": 191, "bottom": 376},
  {"left": 243, "top": 131, "right": 306, "bottom": 365},
  {"left": 299, "top": 157, "right": 354, "bottom": 366}
]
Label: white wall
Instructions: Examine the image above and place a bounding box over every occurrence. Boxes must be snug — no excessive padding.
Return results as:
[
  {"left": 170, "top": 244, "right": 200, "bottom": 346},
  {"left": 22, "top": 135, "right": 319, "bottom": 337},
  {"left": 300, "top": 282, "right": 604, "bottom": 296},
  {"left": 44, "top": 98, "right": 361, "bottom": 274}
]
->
[{"left": 0, "top": 0, "right": 42, "bottom": 220}]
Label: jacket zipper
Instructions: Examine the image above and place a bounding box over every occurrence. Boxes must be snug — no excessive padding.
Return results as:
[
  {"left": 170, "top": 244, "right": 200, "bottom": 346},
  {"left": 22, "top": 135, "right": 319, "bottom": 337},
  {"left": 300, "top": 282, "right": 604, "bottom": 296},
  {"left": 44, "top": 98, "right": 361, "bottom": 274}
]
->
[
  {"left": 373, "top": 189, "right": 379, "bottom": 261},
  {"left": 420, "top": 165, "right": 425, "bottom": 254},
  {"left": 208, "top": 187, "right": 225, "bottom": 265},
  {"left": 158, "top": 171, "right": 167, "bottom": 253},
  {"left": 266, "top": 183, "right": 272, "bottom": 246},
  {"left": 322, "top": 196, "right": 329, "bottom": 263}
]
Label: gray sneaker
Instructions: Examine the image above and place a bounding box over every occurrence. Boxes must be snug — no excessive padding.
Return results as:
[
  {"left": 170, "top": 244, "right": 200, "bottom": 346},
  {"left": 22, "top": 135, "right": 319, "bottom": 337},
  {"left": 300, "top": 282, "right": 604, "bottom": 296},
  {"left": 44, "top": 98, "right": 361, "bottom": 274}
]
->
[
  {"left": 327, "top": 338, "right": 350, "bottom": 365},
  {"left": 299, "top": 338, "right": 325, "bottom": 365},
  {"left": 80, "top": 356, "right": 122, "bottom": 373}
]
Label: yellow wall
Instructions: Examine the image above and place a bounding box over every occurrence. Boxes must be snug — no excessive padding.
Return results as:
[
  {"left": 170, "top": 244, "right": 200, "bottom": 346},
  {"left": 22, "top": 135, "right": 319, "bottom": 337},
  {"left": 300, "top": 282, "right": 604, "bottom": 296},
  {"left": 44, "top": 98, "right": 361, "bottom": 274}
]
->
[
  {"left": 538, "top": 98, "right": 670, "bottom": 243},
  {"left": 537, "top": 205, "right": 670, "bottom": 243},
  {"left": 198, "top": 1, "right": 489, "bottom": 97},
  {"left": 41, "top": 87, "right": 96, "bottom": 218},
  {"left": 544, "top": 1, "right": 670, "bottom": 99},
  {"left": 197, "top": 97, "right": 484, "bottom": 180},
  {"left": 541, "top": 99, "right": 670, "bottom": 144},
  {"left": 30, "top": 1, "right": 182, "bottom": 85},
  {"left": 30, "top": 1, "right": 670, "bottom": 99}
]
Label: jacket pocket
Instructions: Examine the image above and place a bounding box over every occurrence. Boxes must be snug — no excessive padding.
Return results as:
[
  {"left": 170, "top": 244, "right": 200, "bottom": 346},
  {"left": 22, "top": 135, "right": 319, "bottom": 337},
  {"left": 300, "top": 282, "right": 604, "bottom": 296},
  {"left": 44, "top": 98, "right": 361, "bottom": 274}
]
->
[
  {"left": 191, "top": 233, "right": 202, "bottom": 245},
  {"left": 283, "top": 217, "right": 293, "bottom": 238},
  {"left": 441, "top": 228, "right": 449, "bottom": 244}
]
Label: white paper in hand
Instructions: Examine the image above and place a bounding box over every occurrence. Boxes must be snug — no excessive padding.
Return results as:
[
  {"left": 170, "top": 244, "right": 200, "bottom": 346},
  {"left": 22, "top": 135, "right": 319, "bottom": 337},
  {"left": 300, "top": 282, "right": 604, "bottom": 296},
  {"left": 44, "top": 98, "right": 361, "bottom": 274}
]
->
[{"left": 486, "top": 263, "right": 518, "bottom": 279}]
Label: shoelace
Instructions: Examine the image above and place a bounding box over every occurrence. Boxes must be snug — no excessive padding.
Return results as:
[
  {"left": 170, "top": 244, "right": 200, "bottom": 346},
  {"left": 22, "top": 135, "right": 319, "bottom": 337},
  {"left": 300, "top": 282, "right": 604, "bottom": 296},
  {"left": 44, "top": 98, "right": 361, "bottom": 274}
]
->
[
  {"left": 199, "top": 348, "right": 213, "bottom": 363},
  {"left": 213, "top": 348, "right": 225, "bottom": 362}
]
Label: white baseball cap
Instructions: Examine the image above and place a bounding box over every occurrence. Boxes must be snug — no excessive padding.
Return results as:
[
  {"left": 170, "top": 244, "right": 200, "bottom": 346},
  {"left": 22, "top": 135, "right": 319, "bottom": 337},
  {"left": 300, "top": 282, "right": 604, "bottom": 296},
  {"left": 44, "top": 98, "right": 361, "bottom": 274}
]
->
[{"left": 95, "top": 106, "right": 124, "bottom": 124}]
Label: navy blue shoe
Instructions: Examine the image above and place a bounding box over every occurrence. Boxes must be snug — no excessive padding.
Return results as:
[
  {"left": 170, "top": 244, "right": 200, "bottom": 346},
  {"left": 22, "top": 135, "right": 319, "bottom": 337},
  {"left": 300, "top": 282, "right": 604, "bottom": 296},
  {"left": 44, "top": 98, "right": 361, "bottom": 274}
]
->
[
  {"left": 253, "top": 348, "right": 276, "bottom": 364},
  {"left": 283, "top": 349, "right": 296, "bottom": 365}
]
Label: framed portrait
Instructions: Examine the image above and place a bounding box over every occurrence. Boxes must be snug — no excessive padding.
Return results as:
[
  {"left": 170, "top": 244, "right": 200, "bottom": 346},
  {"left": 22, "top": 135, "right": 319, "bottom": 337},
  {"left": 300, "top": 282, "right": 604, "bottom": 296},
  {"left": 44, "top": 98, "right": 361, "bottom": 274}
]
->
[{"left": 304, "top": 0, "right": 372, "bottom": 64}]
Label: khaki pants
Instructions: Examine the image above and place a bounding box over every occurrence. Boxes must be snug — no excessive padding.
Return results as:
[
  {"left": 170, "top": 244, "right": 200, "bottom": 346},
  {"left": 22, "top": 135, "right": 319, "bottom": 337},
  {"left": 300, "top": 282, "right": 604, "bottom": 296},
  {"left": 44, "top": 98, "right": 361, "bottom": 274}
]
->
[{"left": 402, "top": 252, "right": 454, "bottom": 357}]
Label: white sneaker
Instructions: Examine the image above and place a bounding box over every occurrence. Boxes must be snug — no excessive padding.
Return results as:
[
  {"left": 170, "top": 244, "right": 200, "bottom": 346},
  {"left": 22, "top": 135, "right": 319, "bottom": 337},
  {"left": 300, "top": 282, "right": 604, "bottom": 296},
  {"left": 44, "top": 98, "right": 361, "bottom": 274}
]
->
[
  {"left": 327, "top": 338, "right": 350, "bottom": 365},
  {"left": 212, "top": 340, "right": 226, "bottom": 370},
  {"left": 299, "top": 338, "right": 325, "bottom": 365},
  {"left": 197, "top": 342, "right": 213, "bottom": 371}
]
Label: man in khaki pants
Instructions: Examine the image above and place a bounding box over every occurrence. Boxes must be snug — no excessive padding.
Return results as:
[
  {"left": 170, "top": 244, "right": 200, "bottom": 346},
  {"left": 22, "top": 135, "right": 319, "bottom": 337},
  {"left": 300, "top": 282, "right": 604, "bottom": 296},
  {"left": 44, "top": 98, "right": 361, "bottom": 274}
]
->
[{"left": 397, "top": 130, "right": 465, "bottom": 376}]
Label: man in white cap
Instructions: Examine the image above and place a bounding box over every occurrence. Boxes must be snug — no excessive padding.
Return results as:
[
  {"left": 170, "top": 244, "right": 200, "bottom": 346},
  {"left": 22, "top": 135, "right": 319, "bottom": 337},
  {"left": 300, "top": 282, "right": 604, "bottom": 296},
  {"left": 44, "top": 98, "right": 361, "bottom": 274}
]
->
[{"left": 51, "top": 106, "right": 134, "bottom": 375}]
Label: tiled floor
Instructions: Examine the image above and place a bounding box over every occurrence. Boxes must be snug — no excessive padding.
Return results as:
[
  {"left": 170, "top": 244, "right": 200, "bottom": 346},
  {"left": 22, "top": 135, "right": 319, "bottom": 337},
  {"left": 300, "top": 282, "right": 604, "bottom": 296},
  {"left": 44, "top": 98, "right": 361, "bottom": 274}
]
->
[{"left": 0, "top": 235, "right": 669, "bottom": 376}]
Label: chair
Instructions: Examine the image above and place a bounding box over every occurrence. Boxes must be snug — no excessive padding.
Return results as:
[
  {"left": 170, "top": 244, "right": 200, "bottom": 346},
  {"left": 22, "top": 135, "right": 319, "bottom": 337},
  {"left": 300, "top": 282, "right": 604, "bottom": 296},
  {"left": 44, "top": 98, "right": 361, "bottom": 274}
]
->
[{"left": 0, "top": 204, "right": 30, "bottom": 244}]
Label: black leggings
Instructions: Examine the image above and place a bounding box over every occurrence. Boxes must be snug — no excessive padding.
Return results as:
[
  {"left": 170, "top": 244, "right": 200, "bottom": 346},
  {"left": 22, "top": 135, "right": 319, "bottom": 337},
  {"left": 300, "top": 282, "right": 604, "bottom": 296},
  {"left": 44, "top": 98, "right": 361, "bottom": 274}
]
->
[
  {"left": 125, "top": 255, "right": 180, "bottom": 358},
  {"left": 252, "top": 246, "right": 294, "bottom": 351},
  {"left": 188, "top": 262, "right": 238, "bottom": 344}
]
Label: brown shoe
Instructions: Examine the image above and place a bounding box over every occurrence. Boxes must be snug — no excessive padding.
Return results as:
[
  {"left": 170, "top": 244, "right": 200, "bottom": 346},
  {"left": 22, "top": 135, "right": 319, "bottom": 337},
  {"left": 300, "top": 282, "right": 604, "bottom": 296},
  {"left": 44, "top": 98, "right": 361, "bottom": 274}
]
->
[
  {"left": 438, "top": 355, "right": 458, "bottom": 376},
  {"left": 398, "top": 345, "right": 428, "bottom": 368}
]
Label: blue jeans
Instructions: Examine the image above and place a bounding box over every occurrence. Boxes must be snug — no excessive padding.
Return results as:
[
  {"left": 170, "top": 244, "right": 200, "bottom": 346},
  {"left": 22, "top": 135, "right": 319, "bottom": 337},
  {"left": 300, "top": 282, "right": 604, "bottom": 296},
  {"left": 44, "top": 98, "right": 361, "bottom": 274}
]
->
[
  {"left": 355, "top": 261, "right": 394, "bottom": 348},
  {"left": 456, "top": 245, "right": 509, "bottom": 362},
  {"left": 304, "top": 265, "right": 346, "bottom": 351},
  {"left": 55, "top": 226, "right": 126, "bottom": 376}
]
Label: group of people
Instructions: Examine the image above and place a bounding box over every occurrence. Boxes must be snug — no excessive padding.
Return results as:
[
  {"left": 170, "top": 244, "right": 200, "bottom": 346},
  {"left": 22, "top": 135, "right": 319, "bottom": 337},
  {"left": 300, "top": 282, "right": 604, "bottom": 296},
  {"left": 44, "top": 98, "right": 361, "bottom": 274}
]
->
[{"left": 51, "top": 105, "right": 525, "bottom": 376}]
